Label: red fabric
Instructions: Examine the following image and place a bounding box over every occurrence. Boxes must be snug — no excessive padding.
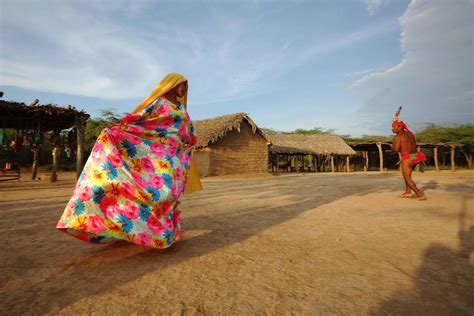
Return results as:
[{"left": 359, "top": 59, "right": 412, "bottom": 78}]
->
[
  {"left": 393, "top": 120, "right": 414, "bottom": 136},
  {"left": 402, "top": 152, "right": 427, "bottom": 165}
]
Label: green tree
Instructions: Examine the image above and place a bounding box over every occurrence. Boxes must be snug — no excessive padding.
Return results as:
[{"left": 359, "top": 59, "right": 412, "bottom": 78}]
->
[{"left": 84, "top": 109, "right": 123, "bottom": 152}]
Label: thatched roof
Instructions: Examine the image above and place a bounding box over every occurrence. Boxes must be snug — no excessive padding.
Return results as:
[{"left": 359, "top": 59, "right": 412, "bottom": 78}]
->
[
  {"left": 0, "top": 99, "right": 89, "bottom": 131},
  {"left": 269, "top": 134, "right": 356, "bottom": 155},
  {"left": 193, "top": 113, "right": 270, "bottom": 148}
]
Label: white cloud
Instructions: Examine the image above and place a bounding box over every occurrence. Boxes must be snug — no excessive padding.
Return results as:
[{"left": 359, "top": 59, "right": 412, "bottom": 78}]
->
[
  {"left": 0, "top": 1, "right": 166, "bottom": 99},
  {"left": 352, "top": 0, "right": 474, "bottom": 133},
  {"left": 0, "top": 0, "right": 402, "bottom": 107},
  {"left": 362, "top": 0, "right": 391, "bottom": 16}
]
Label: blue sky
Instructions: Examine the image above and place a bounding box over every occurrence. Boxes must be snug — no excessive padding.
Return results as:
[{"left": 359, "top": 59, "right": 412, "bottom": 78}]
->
[{"left": 1, "top": 0, "right": 472, "bottom": 136}]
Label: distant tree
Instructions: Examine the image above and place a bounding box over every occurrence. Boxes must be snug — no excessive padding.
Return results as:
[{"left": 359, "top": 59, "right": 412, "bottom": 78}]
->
[
  {"left": 290, "top": 127, "right": 335, "bottom": 135},
  {"left": 340, "top": 134, "right": 393, "bottom": 143},
  {"left": 261, "top": 127, "right": 334, "bottom": 135},
  {"left": 416, "top": 123, "right": 474, "bottom": 168},
  {"left": 260, "top": 128, "right": 280, "bottom": 135},
  {"left": 84, "top": 109, "right": 124, "bottom": 152},
  {"left": 415, "top": 123, "right": 474, "bottom": 144}
]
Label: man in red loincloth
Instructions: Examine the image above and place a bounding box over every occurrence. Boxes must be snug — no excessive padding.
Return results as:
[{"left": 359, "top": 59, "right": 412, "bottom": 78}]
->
[{"left": 391, "top": 119, "right": 427, "bottom": 200}]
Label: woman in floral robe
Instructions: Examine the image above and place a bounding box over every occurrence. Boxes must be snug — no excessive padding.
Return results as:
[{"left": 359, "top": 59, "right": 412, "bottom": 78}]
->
[{"left": 57, "top": 73, "right": 201, "bottom": 249}]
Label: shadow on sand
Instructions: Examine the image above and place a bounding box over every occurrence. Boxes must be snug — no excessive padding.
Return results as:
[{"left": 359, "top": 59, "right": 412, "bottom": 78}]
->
[{"left": 370, "top": 194, "right": 474, "bottom": 315}]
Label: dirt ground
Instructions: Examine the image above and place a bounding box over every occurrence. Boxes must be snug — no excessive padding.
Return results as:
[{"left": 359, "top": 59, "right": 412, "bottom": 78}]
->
[{"left": 0, "top": 170, "right": 473, "bottom": 315}]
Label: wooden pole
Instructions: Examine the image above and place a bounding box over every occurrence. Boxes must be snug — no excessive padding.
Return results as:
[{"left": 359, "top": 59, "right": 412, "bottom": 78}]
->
[
  {"left": 346, "top": 156, "right": 350, "bottom": 173},
  {"left": 462, "top": 152, "right": 472, "bottom": 169},
  {"left": 362, "top": 152, "right": 367, "bottom": 172},
  {"left": 51, "top": 131, "right": 60, "bottom": 182},
  {"left": 51, "top": 147, "right": 58, "bottom": 182},
  {"left": 31, "top": 147, "right": 39, "bottom": 180},
  {"left": 330, "top": 155, "right": 335, "bottom": 173},
  {"left": 75, "top": 115, "right": 86, "bottom": 179},
  {"left": 376, "top": 142, "right": 384, "bottom": 172},
  {"left": 313, "top": 154, "right": 318, "bottom": 173},
  {"left": 434, "top": 146, "right": 439, "bottom": 171},
  {"left": 366, "top": 151, "right": 370, "bottom": 171},
  {"left": 450, "top": 145, "right": 456, "bottom": 171}
]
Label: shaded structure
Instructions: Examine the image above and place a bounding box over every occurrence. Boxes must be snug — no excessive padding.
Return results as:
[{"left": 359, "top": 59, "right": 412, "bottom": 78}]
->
[
  {"left": 0, "top": 98, "right": 89, "bottom": 181},
  {"left": 349, "top": 142, "right": 392, "bottom": 172},
  {"left": 349, "top": 142, "right": 468, "bottom": 171},
  {"left": 269, "top": 134, "right": 356, "bottom": 173},
  {"left": 193, "top": 113, "right": 270, "bottom": 177}
]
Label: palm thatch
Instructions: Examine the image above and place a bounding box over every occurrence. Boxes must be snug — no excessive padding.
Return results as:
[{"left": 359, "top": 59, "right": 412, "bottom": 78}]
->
[
  {"left": 269, "top": 134, "right": 356, "bottom": 155},
  {"left": 193, "top": 113, "right": 270, "bottom": 148},
  {"left": 0, "top": 99, "right": 89, "bottom": 131}
]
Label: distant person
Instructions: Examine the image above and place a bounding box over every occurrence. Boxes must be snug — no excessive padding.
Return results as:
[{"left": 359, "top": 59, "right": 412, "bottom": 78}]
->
[
  {"left": 391, "top": 118, "right": 427, "bottom": 200},
  {"left": 57, "top": 73, "right": 202, "bottom": 248}
]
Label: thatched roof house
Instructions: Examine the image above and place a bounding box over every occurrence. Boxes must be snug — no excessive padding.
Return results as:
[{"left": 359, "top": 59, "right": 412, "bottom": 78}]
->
[
  {"left": 193, "top": 113, "right": 270, "bottom": 176},
  {"left": 0, "top": 97, "right": 89, "bottom": 181},
  {"left": 269, "top": 134, "right": 356, "bottom": 156},
  {"left": 268, "top": 134, "right": 355, "bottom": 173}
]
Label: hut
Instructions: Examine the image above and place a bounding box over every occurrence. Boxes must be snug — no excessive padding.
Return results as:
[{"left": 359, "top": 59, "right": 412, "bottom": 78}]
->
[
  {"left": 193, "top": 113, "right": 270, "bottom": 177},
  {"left": 269, "top": 134, "right": 356, "bottom": 173},
  {"left": 0, "top": 97, "right": 89, "bottom": 181}
]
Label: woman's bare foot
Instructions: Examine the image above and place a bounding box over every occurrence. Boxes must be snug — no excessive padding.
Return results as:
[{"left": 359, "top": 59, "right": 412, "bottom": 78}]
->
[{"left": 399, "top": 193, "right": 413, "bottom": 198}]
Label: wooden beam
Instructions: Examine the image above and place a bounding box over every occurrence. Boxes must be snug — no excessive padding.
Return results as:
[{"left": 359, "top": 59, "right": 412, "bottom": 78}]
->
[
  {"left": 330, "top": 155, "right": 335, "bottom": 173},
  {"left": 346, "top": 156, "right": 350, "bottom": 173},
  {"left": 434, "top": 146, "right": 439, "bottom": 171},
  {"left": 376, "top": 142, "right": 384, "bottom": 172}
]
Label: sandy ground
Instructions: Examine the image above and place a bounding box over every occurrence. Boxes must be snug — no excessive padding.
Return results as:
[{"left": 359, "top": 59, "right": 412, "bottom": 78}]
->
[{"left": 0, "top": 170, "right": 473, "bottom": 315}]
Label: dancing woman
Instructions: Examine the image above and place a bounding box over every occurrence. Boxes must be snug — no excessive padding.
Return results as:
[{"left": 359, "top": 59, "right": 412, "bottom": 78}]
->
[{"left": 57, "top": 73, "right": 202, "bottom": 248}]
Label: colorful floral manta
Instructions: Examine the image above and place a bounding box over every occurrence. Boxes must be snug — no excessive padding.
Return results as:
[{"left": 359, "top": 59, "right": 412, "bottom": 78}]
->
[{"left": 57, "top": 97, "right": 197, "bottom": 248}]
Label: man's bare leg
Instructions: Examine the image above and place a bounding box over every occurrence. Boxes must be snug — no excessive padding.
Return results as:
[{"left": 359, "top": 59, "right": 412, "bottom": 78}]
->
[
  {"left": 402, "top": 160, "right": 425, "bottom": 200},
  {"left": 400, "top": 177, "right": 412, "bottom": 197}
]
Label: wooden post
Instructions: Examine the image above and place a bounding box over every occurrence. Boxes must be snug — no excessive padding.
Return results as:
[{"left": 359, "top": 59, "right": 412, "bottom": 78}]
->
[
  {"left": 434, "top": 146, "right": 439, "bottom": 171},
  {"left": 31, "top": 147, "right": 39, "bottom": 180},
  {"left": 330, "top": 155, "right": 335, "bottom": 173},
  {"left": 462, "top": 152, "right": 472, "bottom": 169},
  {"left": 450, "top": 145, "right": 456, "bottom": 171},
  {"left": 75, "top": 115, "right": 86, "bottom": 179},
  {"left": 346, "top": 156, "right": 350, "bottom": 173},
  {"left": 362, "top": 151, "right": 368, "bottom": 172},
  {"left": 376, "top": 142, "right": 384, "bottom": 172},
  {"left": 313, "top": 154, "right": 318, "bottom": 173},
  {"left": 51, "top": 131, "right": 60, "bottom": 182},
  {"left": 301, "top": 155, "right": 305, "bottom": 172},
  {"left": 51, "top": 147, "right": 58, "bottom": 182}
]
